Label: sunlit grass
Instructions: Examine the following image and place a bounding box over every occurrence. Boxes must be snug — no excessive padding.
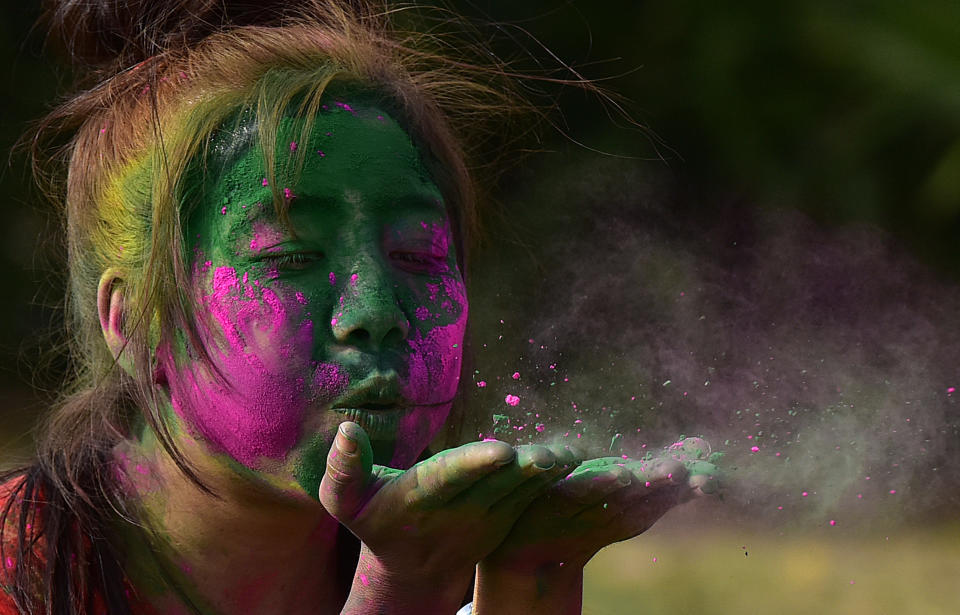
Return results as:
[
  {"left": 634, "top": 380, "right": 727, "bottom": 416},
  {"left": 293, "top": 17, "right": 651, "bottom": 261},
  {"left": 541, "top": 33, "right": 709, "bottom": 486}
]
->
[{"left": 584, "top": 518, "right": 960, "bottom": 614}]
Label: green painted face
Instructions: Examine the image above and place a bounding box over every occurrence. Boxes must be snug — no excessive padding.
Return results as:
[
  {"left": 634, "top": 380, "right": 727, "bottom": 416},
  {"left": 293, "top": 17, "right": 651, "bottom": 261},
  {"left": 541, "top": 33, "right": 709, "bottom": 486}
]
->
[{"left": 159, "top": 100, "right": 467, "bottom": 499}]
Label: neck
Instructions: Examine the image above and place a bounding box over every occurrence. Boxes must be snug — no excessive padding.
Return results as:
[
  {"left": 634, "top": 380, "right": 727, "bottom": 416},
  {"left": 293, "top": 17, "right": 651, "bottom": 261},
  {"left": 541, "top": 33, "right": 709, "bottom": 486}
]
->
[{"left": 114, "top": 431, "right": 351, "bottom": 615}]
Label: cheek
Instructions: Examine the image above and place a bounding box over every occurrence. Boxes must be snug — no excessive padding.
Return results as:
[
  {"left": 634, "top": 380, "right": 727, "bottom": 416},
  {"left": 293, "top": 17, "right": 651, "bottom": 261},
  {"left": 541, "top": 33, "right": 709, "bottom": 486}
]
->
[
  {"left": 401, "top": 277, "right": 468, "bottom": 402},
  {"left": 163, "top": 266, "right": 349, "bottom": 470}
]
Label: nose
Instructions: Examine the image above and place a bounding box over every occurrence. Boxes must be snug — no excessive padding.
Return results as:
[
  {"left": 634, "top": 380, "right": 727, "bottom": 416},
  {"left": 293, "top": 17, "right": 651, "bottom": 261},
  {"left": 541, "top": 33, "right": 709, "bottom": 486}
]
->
[{"left": 331, "top": 261, "right": 410, "bottom": 351}]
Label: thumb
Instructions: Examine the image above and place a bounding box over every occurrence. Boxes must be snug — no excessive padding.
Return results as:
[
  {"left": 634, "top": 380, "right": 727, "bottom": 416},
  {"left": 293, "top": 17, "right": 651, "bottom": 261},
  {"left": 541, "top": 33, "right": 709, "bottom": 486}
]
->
[{"left": 319, "top": 421, "right": 374, "bottom": 521}]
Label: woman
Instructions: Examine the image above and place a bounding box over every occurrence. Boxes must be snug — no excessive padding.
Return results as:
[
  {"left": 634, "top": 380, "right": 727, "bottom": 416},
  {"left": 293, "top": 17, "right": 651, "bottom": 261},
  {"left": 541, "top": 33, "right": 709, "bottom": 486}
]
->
[{"left": 1, "top": 1, "right": 717, "bottom": 613}]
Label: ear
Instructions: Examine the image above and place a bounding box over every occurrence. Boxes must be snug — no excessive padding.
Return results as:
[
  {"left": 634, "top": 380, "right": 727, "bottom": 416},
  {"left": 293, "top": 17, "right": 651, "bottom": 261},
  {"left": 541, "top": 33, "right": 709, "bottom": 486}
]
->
[{"left": 97, "top": 269, "right": 133, "bottom": 375}]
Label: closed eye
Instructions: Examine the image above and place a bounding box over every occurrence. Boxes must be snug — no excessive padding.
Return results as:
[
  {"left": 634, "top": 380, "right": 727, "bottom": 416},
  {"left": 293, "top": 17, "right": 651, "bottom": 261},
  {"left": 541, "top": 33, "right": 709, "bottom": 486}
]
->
[
  {"left": 389, "top": 251, "right": 447, "bottom": 273},
  {"left": 260, "top": 251, "right": 325, "bottom": 271}
]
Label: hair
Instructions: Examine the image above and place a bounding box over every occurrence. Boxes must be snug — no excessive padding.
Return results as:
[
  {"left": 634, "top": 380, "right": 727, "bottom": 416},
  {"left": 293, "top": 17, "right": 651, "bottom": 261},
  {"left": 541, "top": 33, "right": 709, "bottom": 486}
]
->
[{"left": 0, "top": 1, "right": 548, "bottom": 612}]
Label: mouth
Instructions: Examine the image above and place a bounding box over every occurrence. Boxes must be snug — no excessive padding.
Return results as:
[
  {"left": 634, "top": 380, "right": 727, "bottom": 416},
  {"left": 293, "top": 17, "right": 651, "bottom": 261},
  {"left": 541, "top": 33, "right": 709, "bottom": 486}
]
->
[
  {"left": 328, "top": 372, "right": 458, "bottom": 439},
  {"left": 330, "top": 372, "right": 406, "bottom": 438}
]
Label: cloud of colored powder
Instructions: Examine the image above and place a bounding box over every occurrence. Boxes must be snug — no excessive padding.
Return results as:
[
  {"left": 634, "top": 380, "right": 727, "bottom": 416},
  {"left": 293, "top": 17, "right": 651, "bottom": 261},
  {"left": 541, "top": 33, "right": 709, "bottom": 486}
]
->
[{"left": 465, "top": 152, "right": 960, "bottom": 530}]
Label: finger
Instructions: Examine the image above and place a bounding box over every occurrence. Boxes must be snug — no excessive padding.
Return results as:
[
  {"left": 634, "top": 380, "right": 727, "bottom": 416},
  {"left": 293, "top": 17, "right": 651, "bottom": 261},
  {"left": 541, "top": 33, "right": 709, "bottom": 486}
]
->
[
  {"left": 686, "top": 460, "right": 722, "bottom": 495},
  {"left": 454, "top": 445, "right": 559, "bottom": 510},
  {"left": 481, "top": 444, "right": 585, "bottom": 515},
  {"left": 484, "top": 463, "right": 568, "bottom": 519},
  {"left": 578, "top": 483, "right": 683, "bottom": 533},
  {"left": 627, "top": 457, "right": 689, "bottom": 487},
  {"left": 401, "top": 440, "right": 516, "bottom": 508},
  {"left": 548, "top": 463, "right": 633, "bottom": 513},
  {"left": 546, "top": 443, "right": 581, "bottom": 470},
  {"left": 318, "top": 421, "right": 374, "bottom": 521},
  {"left": 666, "top": 437, "right": 712, "bottom": 461}
]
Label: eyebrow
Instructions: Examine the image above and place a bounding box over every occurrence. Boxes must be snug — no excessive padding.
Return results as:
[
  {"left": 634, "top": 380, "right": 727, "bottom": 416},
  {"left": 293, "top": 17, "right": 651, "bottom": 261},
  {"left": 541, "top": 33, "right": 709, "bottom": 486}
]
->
[{"left": 221, "top": 183, "right": 447, "bottom": 242}]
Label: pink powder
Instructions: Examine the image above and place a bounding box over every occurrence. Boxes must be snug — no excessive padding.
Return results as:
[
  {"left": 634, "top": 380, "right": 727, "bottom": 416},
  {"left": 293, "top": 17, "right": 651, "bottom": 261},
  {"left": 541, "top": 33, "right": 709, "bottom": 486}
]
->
[
  {"left": 397, "top": 279, "right": 467, "bottom": 410},
  {"left": 262, "top": 178, "right": 269, "bottom": 186},
  {"left": 476, "top": 380, "right": 487, "bottom": 388},
  {"left": 512, "top": 372, "right": 520, "bottom": 380},
  {"left": 329, "top": 272, "right": 336, "bottom": 285},
  {"left": 504, "top": 394, "right": 520, "bottom": 406},
  {"left": 415, "top": 306, "right": 431, "bottom": 321},
  {"left": 289, "top": 141, "right": 298, "bottom": 152},
  {"left": 220, "top": 206, "right": 227, "bottom": 215},
  {"left": 750, "top": 446, "right": 760, "bottom": 452},
  {"left": 163, "top": 265, "right": 349, "bottom": 468},
  {"left": 247, "top": 221, "right": 285, "bottom": 255}
]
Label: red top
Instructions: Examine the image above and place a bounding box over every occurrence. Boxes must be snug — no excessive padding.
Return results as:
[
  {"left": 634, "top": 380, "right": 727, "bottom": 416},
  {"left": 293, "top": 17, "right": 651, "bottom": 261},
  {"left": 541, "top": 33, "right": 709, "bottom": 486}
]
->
[
  {"left": 0, "top": 476, "right": 154, "bottom": 615},
  {"left": 0, "top": 477, "right": 38, "bottom": 615}
]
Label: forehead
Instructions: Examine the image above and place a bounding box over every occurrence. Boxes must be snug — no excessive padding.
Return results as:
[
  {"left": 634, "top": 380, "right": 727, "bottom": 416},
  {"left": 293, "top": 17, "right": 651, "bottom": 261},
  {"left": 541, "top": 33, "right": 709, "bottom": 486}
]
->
[{"left": 191, "top": 102, "right": 446, "bottom": 247}]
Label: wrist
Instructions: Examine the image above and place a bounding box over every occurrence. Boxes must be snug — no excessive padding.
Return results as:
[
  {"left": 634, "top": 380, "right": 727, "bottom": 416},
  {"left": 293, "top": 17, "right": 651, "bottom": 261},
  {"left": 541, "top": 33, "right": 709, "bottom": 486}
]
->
[
  {"left": 341, "top": 545, "right": 472, "bottom": 615},
  {"left": 473, "top": 559, "right": 584, "bottom": 615}
]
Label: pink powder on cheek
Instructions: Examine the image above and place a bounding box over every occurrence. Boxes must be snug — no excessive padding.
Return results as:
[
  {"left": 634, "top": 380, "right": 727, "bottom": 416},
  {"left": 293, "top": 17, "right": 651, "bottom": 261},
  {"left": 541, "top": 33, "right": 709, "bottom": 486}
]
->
[
  {"left": 400, "top": 281, "right": 468, "bottom": 405},
  {"left": 163, "top": 265, "right": 349, "bottom": 468}
]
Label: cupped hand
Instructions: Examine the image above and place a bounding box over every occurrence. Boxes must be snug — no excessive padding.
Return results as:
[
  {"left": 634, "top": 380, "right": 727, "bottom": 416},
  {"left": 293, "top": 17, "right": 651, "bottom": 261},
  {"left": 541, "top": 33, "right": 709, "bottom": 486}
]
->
[
  {"left": 318, "top": 421, "right": 579, "bottom": 613},
  {"left": 482, "top": 437, "right": 722, "bottom": 573}
]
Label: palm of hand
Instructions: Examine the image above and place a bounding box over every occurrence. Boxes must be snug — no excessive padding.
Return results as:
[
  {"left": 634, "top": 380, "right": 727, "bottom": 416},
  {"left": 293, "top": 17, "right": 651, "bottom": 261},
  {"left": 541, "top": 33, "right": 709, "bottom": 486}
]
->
[
  {"left": 485, "top": 438, "right": 721, "bottom": 572},
  {"left": 320, "top": 423, "right": 579, "bottom": 580}
]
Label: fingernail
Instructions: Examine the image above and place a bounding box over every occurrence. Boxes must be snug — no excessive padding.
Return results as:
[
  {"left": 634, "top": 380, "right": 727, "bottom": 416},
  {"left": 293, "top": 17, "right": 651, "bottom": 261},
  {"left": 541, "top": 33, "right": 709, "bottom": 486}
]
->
[
  {"left": 534, "top": 459, "right": 556, "bottom": 471},
  {"left": 337, "top": 424, "right": 358, "bottom": 454}
]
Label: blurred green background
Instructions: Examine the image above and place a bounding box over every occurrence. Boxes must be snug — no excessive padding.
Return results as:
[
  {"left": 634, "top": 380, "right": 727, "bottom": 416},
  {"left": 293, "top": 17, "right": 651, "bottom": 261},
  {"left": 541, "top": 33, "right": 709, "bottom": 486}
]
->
[{"left": 1, "top": 0, "right": 958, "bottom": 612}]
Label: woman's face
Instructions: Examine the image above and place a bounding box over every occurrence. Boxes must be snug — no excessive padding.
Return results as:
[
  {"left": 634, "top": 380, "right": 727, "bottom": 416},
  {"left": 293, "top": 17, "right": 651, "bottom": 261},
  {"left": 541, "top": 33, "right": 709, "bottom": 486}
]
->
[{"left": 159, "top": 101, "right": 467, "bottom": 500}]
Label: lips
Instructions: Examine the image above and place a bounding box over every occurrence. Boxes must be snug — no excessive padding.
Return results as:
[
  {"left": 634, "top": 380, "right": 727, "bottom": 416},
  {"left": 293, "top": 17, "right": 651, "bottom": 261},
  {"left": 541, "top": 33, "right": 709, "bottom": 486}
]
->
[
  {"left": 329, "top": 372, "right": 411, "bottom": 438},
  {"left": 331, "top": 371, "right": 406, "bottom": 411}
]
